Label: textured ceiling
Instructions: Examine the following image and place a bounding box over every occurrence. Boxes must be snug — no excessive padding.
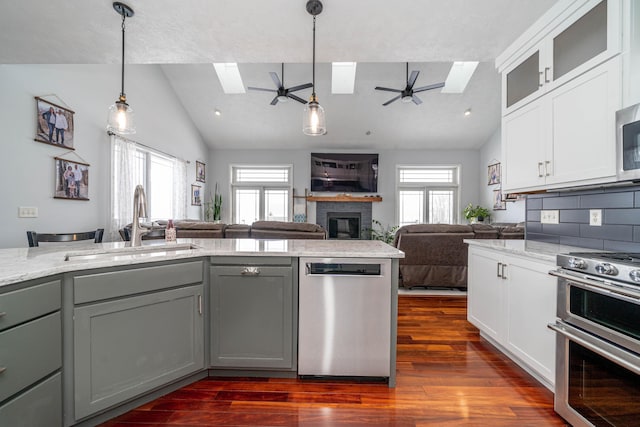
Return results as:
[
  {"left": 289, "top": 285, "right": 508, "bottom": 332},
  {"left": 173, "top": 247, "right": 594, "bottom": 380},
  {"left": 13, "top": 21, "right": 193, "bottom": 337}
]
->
[{"left": 0, "top": 0, "right": 558, "bottom": 150}]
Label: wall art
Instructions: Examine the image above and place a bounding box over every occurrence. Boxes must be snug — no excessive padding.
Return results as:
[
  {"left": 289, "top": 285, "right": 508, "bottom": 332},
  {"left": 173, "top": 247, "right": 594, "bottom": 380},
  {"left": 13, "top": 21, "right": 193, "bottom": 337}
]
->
[{"left": 35, "top": 97, "right": 75, "bottom": 149}]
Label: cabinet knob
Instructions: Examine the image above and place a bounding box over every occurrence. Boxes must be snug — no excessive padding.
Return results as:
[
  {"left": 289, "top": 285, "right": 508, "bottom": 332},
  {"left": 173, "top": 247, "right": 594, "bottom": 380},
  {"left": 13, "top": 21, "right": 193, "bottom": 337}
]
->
[
  {"left": 0, "top": 367, "right": 6, "bottom": 374},
  {"left": 0, "top": 311, "right": 6, "bottom": 318},
  {"left": 241, "top": 267, "right": 261, "bottom": 276}
]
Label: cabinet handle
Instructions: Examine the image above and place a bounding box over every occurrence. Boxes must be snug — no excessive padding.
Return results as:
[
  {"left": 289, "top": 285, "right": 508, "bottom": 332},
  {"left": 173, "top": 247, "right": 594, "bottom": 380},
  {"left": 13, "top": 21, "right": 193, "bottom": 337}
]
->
[
  {"left": 545, "top": 160, "right": 551, "bottom": 176},
  {"left": 198, "top": 295, "right": 202, "bottom": 315},
  {"left": 539, "top": 71, "right": 543, "bottom": 87},
  {"left": 501, "top": 264, "right": 507, "bottom": 280},
  {"left": 497, "top": 262, "right": 502, "bottom": 278},
  {"left": 538, "top": 162, "right": 544, "bottom": 177},
  {"left": 241, "top": 267, "right": 261, "bottom": 276},
  {"left": 544, "top": 67, "right": 551, "bottom": 83},
  {"left": 0, "top": 367, "right": 6, "bottom": 374},
  {"left": 0, "top": 311, "right": 6, "bottom": 318}
]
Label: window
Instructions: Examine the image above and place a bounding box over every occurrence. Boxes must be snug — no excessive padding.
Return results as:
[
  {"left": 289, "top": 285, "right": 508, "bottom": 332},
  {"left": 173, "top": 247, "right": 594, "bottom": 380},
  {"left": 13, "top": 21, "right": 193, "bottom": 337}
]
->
[
  {"left": 397, "top": 165, "right": 459, "bottom": 226},
  {"left": 231, "top": 165, "right": 292, "bottom": 224}
]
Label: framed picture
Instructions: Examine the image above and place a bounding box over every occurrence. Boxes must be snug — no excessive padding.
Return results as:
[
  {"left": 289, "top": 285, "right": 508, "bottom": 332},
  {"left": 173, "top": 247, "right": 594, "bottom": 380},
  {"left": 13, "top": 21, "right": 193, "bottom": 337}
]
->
[
  {"left": 488, "top": 163, "right": 501, "bottom": 185},
  {"left": 35, "top": 97, "right": 75, "bottom": 149},
  {"left": 196, "top": 161, "right": 206, "bottom": 183},
  {"left": 493, "top": 189, "right": 506, "bottom": 210},
  {"left": 54, "top": 158, "right": 89, "bottom": 200},
  {"left": 191, "top": 184, "right": 202, "bottom": 206}
]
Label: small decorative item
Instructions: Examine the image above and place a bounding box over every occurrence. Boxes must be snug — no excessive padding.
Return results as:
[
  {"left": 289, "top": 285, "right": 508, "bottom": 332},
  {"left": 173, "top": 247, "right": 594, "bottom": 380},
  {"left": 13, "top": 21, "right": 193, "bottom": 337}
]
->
[
  {"left": 488, "top": 162, "right": 501, "bottom": 185},
  {"left": 165, "top": 219, "right": 176, "bottom": 243},
  {"left": 54, "top": 158, "right": 89, "bottom": 200},
  {"left": 191, "top": 184, "right": 202, "bottom": 206},
  {"left": 493, "top": 189, "right": 507, "bottom": 210},
  {"left": 196, "top": 161, "right": 206, "bottom": 183},
  {"left": 504, "top": 193, "right": 521, "bottom": 202},
  {"left": 35, "top": 97, "right": 75, "bottom": 149},
  {"left": 463, "top": 203, "right": 490, "bottom": 223}
]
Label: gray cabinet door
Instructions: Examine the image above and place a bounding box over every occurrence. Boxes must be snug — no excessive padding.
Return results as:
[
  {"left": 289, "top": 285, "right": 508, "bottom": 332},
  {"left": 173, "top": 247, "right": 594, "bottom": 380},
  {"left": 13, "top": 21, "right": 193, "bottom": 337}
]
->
[
  {"left": 73, "top": 284, "right": 204, "bottom": 420},
  {"left": 210, "top": 265, "right": 294, "bottom": 369}
]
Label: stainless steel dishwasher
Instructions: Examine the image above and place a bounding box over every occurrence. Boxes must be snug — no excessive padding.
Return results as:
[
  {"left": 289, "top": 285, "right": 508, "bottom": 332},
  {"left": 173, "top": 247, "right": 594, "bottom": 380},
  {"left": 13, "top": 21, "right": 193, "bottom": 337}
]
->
[{"left": 298, "top": 257, "right": 391, "bottom": 377}]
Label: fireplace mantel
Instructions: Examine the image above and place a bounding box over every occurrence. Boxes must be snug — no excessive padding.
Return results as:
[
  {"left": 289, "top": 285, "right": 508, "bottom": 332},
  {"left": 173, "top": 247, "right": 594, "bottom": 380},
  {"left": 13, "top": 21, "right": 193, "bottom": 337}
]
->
[{"left": 307, "top": 195, "right": 382, "bottom": 203}]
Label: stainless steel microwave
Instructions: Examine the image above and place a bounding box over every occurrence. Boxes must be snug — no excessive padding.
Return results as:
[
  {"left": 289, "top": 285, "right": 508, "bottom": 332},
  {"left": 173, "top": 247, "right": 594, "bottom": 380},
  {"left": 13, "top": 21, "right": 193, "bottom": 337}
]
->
[{"left": 617, "top": 102, "right": 640, "bottom": 181}]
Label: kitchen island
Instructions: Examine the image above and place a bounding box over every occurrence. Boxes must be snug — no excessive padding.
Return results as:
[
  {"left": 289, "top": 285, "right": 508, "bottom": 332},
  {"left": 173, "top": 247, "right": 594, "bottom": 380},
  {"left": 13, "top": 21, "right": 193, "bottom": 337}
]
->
[{"left": 0, "top": 239, "right": 403, "bottom": 427}]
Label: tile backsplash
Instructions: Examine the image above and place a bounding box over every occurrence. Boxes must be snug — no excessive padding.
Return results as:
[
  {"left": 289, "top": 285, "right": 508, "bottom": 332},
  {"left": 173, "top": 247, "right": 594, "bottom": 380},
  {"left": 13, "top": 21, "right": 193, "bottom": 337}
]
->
[{"left": 526, "top": 184, "right": 640, "bottom": 251}]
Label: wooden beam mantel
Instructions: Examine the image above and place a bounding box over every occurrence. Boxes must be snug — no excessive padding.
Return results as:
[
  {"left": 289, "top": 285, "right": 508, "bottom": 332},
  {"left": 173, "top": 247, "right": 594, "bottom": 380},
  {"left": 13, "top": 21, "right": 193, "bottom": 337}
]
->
[{"left": 306, "top": 195, "right": 382, "bottom": 203}]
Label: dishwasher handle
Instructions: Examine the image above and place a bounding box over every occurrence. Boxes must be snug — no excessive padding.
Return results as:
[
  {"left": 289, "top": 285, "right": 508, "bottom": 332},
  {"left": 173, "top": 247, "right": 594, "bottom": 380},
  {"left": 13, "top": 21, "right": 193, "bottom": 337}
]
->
[{"left": 305, "top": 262, "right": 383, "bottom": 276}]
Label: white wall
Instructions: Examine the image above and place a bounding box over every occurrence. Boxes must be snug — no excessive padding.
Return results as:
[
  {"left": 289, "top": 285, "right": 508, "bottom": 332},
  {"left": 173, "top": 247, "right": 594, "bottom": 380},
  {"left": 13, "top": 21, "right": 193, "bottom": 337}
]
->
[
  {"left": 0, "top": 64, "right": 209, "bottom": 248},
  {"left": 479, "top": 128, "right": 525, "bottom": 223},
  {"left": 208, "top": 148, "right": 481, "bottom": 230}
]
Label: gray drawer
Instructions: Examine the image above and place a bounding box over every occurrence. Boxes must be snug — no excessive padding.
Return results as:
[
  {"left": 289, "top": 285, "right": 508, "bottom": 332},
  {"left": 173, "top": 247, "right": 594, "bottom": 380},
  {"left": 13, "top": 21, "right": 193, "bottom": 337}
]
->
[
  {"left": 0, "top": 311, "right": 61, "bottom": 402},
  {"left": 74, "top": 260, "right": 204, "bottom": 304},
  {"left": 0, "top": 280, "right": 60, "bottom": 332},
  {"left": 0, "top": 373, "right": 62, "bottom": 427}
]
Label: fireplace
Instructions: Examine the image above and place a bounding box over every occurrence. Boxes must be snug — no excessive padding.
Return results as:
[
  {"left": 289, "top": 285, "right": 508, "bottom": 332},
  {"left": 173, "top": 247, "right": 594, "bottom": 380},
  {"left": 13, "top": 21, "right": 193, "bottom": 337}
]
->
[{"left": 327, "top": 212, "right": 361, "bottom": 239}]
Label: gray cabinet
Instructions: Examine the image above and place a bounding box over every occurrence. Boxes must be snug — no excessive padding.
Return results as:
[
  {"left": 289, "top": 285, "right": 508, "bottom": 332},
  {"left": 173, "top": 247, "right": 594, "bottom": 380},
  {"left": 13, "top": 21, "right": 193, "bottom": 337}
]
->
[
  {"left": 0, "top": 279, "right": 62, "bottom": 427},
  {"left": 73, "top": 262, "right": 205, "bottom": 421},
  {"left": 210, "top": 258, "right": 296, "bottom": 370}
]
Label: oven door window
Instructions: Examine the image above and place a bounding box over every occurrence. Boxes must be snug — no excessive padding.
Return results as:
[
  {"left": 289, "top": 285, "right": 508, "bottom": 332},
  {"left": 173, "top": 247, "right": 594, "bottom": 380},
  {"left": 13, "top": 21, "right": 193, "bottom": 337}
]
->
[
  {"left": 568, "top": 341, "right": 640, "bottom": 426},
  {"left": 569, "top": 286, "right": 640, "bottom": 341},
  {"left": 622, "top": 120, "right": 640, "bottom": 171}
]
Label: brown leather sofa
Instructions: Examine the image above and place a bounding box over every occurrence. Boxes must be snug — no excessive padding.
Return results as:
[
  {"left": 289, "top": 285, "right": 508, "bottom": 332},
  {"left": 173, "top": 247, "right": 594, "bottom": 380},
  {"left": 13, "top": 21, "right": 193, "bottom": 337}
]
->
[{"left": 393, "top": 223, "right": 524, "bottom": 290}]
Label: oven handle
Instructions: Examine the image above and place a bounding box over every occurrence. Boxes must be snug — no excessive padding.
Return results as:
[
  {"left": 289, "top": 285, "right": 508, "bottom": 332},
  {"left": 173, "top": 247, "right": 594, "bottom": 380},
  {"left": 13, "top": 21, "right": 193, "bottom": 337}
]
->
[
  {"left": 550, "top": 269, "right": 640, "bottom": 303},
  {"left": 549, "top": 321, "right": 640, "bottom": 376}
]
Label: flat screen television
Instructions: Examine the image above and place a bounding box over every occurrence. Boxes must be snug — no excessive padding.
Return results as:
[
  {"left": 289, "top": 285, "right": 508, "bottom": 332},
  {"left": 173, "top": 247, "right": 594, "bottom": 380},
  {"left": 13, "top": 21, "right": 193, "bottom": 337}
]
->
[{"left": 310, "top": 153, "right": 378, "bottom": 193}]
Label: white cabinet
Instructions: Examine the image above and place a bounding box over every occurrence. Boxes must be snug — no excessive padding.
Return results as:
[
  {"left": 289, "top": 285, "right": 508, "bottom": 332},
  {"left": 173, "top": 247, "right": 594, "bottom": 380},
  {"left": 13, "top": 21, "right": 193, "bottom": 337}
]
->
[
  {"left": 500, "top": 0, "right": 621, "bottom": 113},
  {"left": 503, "top": 57, "right": 621, "bottom": 192},
  {"left": 468, "top": 246, "right": 557, "bottom": 390}
]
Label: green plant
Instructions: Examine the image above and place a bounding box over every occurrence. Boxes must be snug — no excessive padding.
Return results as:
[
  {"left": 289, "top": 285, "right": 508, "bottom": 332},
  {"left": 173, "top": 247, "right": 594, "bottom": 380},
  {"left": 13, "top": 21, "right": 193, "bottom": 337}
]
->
[
  {"left": 365, "top": 219, "right": 398, "bottom": 244},
  {"left": 204, "top": 183, "right": 223, "bottom": 221},
  {"left": 463, "top": 203, "right": 490, "bottom": 221}
]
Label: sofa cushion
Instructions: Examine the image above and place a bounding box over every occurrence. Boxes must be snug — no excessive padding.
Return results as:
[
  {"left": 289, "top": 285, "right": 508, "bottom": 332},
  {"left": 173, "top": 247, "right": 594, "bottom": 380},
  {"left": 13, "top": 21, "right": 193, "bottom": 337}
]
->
[
  {"left": 471, "top": 223, "right": 499, "bottom": 239},
  {"left": 174, "top": 220, "right": 225, "bottom": 230},
  {"left": 224, "top": 224, "right": 251, "bottom": 238},
  {"left": 250, "top": 221, "right": 325, "bottom": 233}
]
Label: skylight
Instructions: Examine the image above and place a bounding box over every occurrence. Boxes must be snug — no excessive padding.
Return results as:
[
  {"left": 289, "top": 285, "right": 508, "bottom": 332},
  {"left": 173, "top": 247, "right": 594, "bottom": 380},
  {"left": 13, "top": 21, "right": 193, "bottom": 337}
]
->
[
  {"left": 331, "top": 62, "right": 357, "bottom": 94},
  {"left": 441, "top": 61, "right": 479, "bottom": 94},
  {"left": 213, "top": 63, "right": 246, "bottom": 94}
]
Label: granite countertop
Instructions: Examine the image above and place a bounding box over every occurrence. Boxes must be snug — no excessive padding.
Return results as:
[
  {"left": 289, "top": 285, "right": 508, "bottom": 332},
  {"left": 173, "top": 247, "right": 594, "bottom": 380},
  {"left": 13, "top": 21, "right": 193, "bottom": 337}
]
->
[
  {"left": 0, "top": 239, "right": 405, "bottom": 287},
  {"left": 464, "top": 239, "right": 597, "bottom": 263}
]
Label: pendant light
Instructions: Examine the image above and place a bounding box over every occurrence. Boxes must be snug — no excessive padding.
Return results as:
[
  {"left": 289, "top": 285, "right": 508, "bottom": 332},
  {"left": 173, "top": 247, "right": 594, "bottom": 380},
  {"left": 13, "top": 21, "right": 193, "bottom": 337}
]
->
[
  {"left": 303, "top": 0, "right": 326, "bottom": 136},
  {"left": 107, "top": 2, "right": 136, "bottom": 134}
]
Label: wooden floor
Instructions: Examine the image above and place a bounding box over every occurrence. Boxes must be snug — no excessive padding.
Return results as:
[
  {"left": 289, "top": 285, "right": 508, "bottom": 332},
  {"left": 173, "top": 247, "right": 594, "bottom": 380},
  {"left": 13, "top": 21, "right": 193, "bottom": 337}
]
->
[{"left": 102, "top": 296, "right": 568, "bottom": 426}]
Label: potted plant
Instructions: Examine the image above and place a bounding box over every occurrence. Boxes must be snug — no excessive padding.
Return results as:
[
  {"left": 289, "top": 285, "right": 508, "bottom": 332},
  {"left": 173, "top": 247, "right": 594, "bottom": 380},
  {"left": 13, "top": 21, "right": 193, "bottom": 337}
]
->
[
  {"left": 204, "top": 183, "right": 223, "bottom": 222},
  {"left": 364, "top": 219, "right": 398, "bottom": 244},
  {"left": 463, "top": 203, "right": 490, "bottom": 224}
]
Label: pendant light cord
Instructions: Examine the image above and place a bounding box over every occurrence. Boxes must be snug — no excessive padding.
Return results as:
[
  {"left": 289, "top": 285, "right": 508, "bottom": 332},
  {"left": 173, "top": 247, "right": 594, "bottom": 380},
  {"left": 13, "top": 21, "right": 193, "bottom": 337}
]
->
[
  {"left": 312, "top": 15, "right": 316, "bottom": 97},
  {"left": 120, "top": 13, "right": 126, "bottom": 97}
]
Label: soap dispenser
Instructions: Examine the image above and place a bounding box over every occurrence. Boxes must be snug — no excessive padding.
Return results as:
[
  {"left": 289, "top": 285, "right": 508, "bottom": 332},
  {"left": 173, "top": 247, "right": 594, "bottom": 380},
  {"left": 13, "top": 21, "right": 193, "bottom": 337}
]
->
[{"left": 165, "top": 219, "right": 176, "bottom": 243}]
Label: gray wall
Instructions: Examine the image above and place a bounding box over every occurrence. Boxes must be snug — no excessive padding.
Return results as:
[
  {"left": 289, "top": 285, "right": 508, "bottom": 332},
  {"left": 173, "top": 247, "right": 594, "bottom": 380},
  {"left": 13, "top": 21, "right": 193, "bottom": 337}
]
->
[
  {"left": 526, "top": 184, "right": 640, "bottom": 251},
  {"left": 208, "top": 148, "right": 482, "bottom": 230},
  {"left": 0, "top": 65, "right": 209, "bottom": 248}
]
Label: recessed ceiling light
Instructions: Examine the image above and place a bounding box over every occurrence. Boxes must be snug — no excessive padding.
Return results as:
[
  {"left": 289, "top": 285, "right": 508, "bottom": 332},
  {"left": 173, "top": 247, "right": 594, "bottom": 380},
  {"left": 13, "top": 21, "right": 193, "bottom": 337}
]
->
[
  {"left": 214, "top": 109, "right": 221, "bottom": 116},
  {"left": 442, "top": 61, "right": 479, "bottom": 94},
  {"left": 464, "top": 108, "right": 472, "bottom": 116}
]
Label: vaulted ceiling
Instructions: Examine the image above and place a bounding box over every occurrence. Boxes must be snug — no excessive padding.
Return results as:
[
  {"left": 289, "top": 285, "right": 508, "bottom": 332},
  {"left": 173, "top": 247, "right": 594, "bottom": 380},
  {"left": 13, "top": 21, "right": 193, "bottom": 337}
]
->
[{"left": 0, "top": 0, "right": 557, "bottom": 150}]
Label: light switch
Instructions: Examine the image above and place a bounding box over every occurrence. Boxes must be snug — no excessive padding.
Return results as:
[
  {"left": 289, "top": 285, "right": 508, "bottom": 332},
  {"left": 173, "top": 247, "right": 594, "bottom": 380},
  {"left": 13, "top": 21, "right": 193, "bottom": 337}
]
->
[
  {"left": 540, "top": 210, "right": 559, "bottom": 224},
  {"left": 18, "top": 206, "right": 38, "bottom": 218},
  {"left": 589, "top": 209, "right": 602, "bottom": 226}
]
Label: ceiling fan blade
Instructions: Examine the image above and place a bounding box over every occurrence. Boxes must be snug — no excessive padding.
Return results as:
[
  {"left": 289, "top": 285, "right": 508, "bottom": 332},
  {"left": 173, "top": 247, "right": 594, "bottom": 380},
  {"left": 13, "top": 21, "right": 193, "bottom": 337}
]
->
[
  {"left": 382, "top": 95, "right": 401, "bottom": 106},
  {"left": 248, "top": 87, "right": 278, "bottom": 93},
  {"left": 287, "top": 82, "right": 313, "bottom": 93},
  {"left": 413, "top": 82, "right": 446, "bottom": 93},
  {"left": 270, "top": 96, "right": 279, "bottom": 105},
  {"left": 375, "top": 86, "right": 402, "bottom": 93},
  {"left": 407, "top": 70, "right": 419, "bottom": 89},
  {"left": 270, "top": 72, "right": 282, "bottom": 89},
  {"left": 287, "top": 93, "right": 307, "bottom": 104},
  {"left": 412, "top": 95, "right": 423, "bottom": 105}
]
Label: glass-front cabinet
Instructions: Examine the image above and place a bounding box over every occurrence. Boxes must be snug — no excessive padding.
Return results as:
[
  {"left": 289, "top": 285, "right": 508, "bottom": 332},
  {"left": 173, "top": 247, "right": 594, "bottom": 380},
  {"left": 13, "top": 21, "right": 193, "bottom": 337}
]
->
[{"left": 502, "top": 0, "right": 620, "bottom": 113}]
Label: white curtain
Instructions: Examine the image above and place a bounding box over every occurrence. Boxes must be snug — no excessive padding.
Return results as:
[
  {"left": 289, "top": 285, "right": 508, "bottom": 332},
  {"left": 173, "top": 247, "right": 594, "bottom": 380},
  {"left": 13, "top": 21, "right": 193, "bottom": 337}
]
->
[
  {"left": 172, "top": 158, "right": 187, "bottom": 220},
  {"left": 109, "top": 135, "right": 138, "bottom": 241}
]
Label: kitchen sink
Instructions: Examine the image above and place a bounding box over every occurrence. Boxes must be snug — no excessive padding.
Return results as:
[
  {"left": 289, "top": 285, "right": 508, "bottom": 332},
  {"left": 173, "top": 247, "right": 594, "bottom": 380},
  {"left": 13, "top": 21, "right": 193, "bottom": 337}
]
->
[{"left": 64, "top": 243, "right": 201, "bottom": 261}]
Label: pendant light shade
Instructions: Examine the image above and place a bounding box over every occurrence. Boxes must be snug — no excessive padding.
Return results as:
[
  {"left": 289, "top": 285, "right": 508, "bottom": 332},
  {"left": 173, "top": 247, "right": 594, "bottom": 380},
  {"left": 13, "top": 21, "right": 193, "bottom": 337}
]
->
[
  {"left": 107, "top": 2, "right": 135, "bottom": 134},
  {"left": 303, "top": 0, "right": 326, "bottom": 136}
]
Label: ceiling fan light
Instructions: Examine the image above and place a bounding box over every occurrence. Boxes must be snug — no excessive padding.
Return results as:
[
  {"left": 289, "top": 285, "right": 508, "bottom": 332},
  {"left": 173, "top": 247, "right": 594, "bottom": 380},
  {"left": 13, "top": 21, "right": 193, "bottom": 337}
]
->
[
  {"left": 277, "top": 95, "right": 289, "bottom": 103},
  {"left": 303, "top": 98, "right": 326, "bottom": 136},
  {"left": 401, "top": 95, "right": 413, "bottom": 103},
  {"left": 107, "top": 96, "right": 135, "bottom": 134}
]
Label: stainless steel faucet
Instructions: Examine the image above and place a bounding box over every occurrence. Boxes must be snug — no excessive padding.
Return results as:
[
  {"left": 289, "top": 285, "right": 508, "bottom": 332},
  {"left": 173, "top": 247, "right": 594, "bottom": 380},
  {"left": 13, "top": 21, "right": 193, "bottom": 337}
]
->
[{"left": 130, "top": 185, "right": 149, "bottom": 247}]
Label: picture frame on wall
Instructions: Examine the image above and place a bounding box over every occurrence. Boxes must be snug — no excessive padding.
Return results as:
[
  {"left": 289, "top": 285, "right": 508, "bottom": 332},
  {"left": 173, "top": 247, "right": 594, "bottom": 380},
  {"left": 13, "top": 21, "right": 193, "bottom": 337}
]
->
[
  {"left": 54, "top": 157, "right": 89, "bottom": 200},
  {"left": 493, "top": 189, "right": 506, "bottom": 210},
  {"left": 488, "top": 163, "right": 501, "bottom": 185},
  {"left": 191, "top": 184, "right": 202, "bottom": 206},
  {"left": 35, "top": 97, "right": 75, "bottom": 149},
  {"left": 196, "top": 161, "right": 206, "bottom": 183}
]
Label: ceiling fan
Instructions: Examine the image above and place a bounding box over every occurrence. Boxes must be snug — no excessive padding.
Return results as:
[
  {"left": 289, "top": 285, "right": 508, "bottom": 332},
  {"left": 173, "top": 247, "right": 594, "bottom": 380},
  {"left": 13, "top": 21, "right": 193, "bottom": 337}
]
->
[
  {"left": 248, "top": 63, "right": 313, "bottom": 105},
  {"left": 375, "top": 63, "right": 445, "bottom": 106}
]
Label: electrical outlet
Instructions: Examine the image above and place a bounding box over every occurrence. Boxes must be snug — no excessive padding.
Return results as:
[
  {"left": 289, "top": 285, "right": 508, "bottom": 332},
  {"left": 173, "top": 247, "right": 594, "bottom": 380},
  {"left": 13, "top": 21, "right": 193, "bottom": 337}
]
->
[
  {"left": 540, "top": 210, "right": 559, "bottom": 224},
  {"left": 18, "top": 206, "right": 38, "bottom": 218},
  {"left": 590, "top": 209, "right": 602, "bottom": 226}
]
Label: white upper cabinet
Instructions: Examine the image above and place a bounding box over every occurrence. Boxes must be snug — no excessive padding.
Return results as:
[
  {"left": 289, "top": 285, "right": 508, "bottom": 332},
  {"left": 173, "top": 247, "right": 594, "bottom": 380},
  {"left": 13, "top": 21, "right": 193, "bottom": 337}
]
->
[{"left": 500, "top": 0, "right": 621, "bottom": 114}]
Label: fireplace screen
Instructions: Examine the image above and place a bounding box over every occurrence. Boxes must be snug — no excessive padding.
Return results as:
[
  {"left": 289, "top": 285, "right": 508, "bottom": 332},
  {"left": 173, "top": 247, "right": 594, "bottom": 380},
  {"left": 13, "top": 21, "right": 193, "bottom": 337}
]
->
[{"left": 327, "top": 213, "right": 361, "bottom": 239}]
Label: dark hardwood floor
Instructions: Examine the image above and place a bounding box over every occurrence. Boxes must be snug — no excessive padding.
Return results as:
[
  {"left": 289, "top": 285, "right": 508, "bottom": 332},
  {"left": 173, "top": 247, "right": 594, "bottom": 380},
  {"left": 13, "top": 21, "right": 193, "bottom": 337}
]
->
[{"left": 101, "top": 296, "right": 568, "bottom": 426}]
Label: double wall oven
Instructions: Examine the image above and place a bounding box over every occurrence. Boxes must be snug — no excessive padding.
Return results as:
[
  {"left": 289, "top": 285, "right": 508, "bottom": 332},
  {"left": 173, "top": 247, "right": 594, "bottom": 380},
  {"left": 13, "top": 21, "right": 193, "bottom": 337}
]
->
[{"left": 550, "top": 253, "right": 640, "bottom": 427}]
